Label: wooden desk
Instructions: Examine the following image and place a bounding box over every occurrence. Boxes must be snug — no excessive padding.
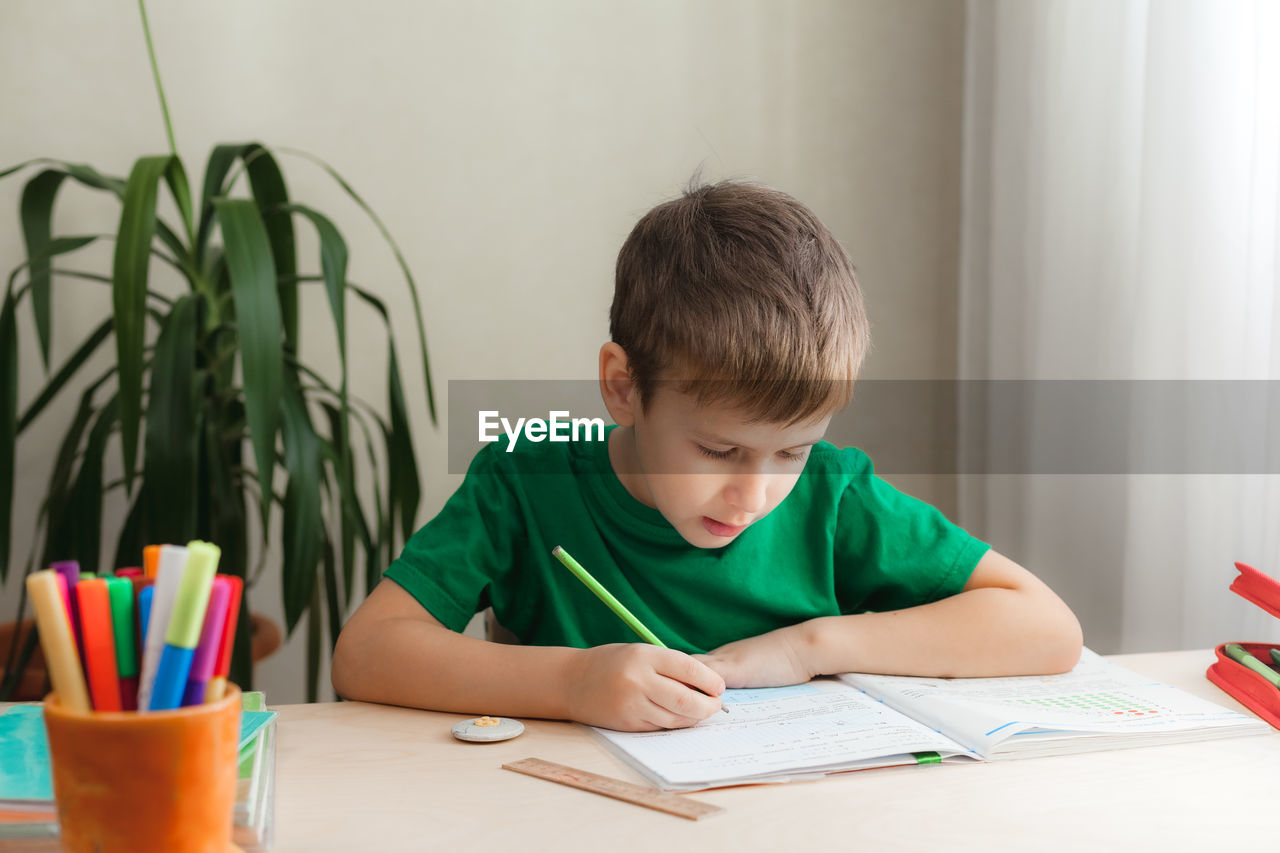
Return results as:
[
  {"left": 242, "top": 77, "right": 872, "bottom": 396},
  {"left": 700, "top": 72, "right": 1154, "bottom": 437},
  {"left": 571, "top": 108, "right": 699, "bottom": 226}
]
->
[{"left": 274, "top": 650, "right": 1275, "bottom": 851}]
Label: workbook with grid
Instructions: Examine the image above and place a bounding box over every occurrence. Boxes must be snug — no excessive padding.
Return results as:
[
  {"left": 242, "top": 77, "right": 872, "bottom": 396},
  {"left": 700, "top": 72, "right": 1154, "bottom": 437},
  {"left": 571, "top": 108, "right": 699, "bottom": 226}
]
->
[{"left": 592, "top": 649, "right": 1269, "bottom": 791}]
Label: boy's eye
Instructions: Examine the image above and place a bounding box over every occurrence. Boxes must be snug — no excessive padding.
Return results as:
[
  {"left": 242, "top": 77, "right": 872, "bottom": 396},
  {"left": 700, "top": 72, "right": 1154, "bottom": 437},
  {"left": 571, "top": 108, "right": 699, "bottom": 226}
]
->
[{"left": 696, "top": 445, "right": 809, "bottom": 463}]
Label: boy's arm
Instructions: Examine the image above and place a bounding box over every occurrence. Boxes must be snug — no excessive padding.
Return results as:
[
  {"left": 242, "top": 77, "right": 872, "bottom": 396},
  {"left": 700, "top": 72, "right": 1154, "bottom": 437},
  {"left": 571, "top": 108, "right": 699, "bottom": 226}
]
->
[
  {"left": 331, "top": 579, "right": 726, "bottom": 730},
  {"left": 697, "top": 549, "right": 1083, "bottom": 687}
]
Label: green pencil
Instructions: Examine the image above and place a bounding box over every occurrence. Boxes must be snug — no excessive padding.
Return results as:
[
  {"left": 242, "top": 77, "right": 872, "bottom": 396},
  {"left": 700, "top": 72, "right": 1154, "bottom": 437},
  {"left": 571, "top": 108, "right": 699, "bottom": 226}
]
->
[
  {"left": 551, "top": 546, "right": 666, "bottom": 646},
  {"left": 551, "top": 545, "right": 728, "bottom": 713}
]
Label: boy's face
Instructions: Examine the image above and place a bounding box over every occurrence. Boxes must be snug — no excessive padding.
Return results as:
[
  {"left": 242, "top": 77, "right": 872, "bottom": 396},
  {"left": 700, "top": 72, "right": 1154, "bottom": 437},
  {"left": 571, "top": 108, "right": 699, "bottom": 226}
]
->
[{"left": 611, "top": 386, "right": 831, "bottom": 549}]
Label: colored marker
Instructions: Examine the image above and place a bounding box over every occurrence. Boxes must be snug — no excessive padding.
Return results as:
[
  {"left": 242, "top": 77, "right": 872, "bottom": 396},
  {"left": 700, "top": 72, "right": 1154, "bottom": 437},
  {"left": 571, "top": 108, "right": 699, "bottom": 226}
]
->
[
  {"left": 106, "top": 577, "right": 139, "bottom": 711},
  {"left": 183, "top": 577, "right": 232, "bottom": 706},
  {"left": 551, "top": 546, "right": 726, "bottom": 712},
  {"left": 114, "top": 567, "right": 143, "bottom": 579},
  {"left": 53, "top": 571, "right": 74, "bottom": 644},
  {"left": 51, "top": 561, "right": 82, "bottom": 651},
  {"left": 148, "top": 542, "right": 220, "bottom": 710},
  {"left": 25, "top": 570, "right": 90, "bottom": 713},
  {"left": 137, "top": 545, "right": 189, "bottom": 712},
  {"left": 143, "top": 544, "right": 161, "bottom": 579},
  {"left": 204, "top": 574, "right": 243, "bottom": 704},
  {"left": 1271, "top": 649, "right": 1280, "bottom": 669},
  {"left": 138, "top": 586, "right": 155, "bottom": 648},
  {"left": 75, "top": 579, "right": 121, "bottom": 711},
  {"left": 1224, "top": 643, "right": 1280, "bottom": 690}
]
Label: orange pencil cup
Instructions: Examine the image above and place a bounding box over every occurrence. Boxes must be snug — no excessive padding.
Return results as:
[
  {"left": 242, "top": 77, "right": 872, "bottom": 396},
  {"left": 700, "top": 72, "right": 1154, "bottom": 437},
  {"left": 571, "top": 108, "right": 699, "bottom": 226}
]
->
[{"left": 43, "top": 685, "right": 241, "bottom": 853}]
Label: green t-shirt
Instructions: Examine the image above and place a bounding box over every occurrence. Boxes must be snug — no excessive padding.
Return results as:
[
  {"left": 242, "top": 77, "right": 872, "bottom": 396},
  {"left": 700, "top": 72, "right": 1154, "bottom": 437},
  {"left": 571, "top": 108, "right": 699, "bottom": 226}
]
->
[{"left": 385, "top": 426, "right": 989, "bottom": 654}]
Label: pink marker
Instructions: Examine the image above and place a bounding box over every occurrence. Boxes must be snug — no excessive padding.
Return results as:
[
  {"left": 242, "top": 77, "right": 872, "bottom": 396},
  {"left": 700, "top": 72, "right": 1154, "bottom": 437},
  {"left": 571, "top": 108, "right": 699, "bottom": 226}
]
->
[
  {"left": 53, "top": 572, "right": 73, "bottom": 630},
  {"left": 181, "top": 577, "right": 232, "bottom": 707},
  {"left": 51, "top": 561, "right": 82, "bottom": 651}
]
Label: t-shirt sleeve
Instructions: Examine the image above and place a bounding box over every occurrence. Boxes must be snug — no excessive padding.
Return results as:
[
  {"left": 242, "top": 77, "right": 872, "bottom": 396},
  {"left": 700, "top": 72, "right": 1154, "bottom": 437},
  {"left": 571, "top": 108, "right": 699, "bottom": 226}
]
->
[
  {"left": 382, "top": 443, "right": 526, "bottom": 632},
  {"left": 833, "top": 453, "right": 989, "bottom": 613}
]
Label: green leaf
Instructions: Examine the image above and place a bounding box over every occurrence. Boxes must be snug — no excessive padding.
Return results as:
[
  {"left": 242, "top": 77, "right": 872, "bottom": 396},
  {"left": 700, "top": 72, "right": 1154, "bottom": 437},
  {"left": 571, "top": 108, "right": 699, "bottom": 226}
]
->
[
  {"left": 282, "top": 204, "right": 346, "bottom": 358},
  {"left": 18, "top": 316, "right": 112, "bottom": 433},
  {"left": 244, "top": 146, "right": 298, "bottom": 346},
  {"left": 306, "top": 574, "right": 321, "bottom": 703},
  {"left": 0, "top": 291, "right": 17, "bottom": 581},
  {"left": 197, "top": 144, "right": 297, "bottom": 343},
  {"left": 387, "top": 346, "right": 419, "bottom": 546},
  {"left": 196, "top": 145, "right": 245, "bottom": 266},
  {"left": 67, "top": 396, "right": 118, "bottom": 573},
  {"left": 280, "top": 369, "right": 322, "bottom": 634},
  {"left": 19, "top": 170, "right": 68, "bottom": 369},
  {"left": 320, "top": 403, "right": 376, "bottom": 604},
  {"left": 8, "top": 235, "right": 98, "bottom": 299},
  {"left": 278, "top": 148, "right": 435, "bottom": 423},
  {"left": 113, "top": 154, "right": 173, "bottom": 495},
  {"left": 214, "top": 198, "right": 283, "bottom": 532},
  {"left": 143, "top": 293, "right": 201, "bottom": 543},
  {"left": 321, "top": 534, "right": 342, "bottom": 654},
  {"left": 42, "top": 391, "right": 98, "bottom": 566},
  {"left": 112, "top": 481, "right": 148, "bottom": 571},
  {"left": 164, "top": 157, "right": 196, "bottom": 246}
]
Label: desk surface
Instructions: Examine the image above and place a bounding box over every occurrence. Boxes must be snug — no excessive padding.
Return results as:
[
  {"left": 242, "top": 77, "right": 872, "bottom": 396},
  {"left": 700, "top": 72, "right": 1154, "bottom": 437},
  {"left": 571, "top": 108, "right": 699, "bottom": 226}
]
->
[{"left": 273, "top": 650, "right": 1276, "bottom": 852}]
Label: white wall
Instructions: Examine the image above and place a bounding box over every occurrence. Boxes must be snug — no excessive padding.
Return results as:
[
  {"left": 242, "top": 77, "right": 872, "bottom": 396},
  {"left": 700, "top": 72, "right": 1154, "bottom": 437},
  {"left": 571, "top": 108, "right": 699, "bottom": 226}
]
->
[{"left": 0, "top": 0, "right": 965, "bottom": 703}]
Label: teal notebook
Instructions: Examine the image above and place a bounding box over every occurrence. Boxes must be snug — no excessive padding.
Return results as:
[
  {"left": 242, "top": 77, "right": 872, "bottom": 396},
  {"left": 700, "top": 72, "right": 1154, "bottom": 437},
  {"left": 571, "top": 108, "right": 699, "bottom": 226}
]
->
[{"left": 0, "top": 704, "right": 277, "bottom": 804}]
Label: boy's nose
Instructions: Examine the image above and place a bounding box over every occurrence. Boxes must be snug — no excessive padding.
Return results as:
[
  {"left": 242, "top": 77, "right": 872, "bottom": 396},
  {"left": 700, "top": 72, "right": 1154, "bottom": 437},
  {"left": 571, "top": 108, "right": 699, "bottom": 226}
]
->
[{"left": 724, "top": 472, "right": 768, "bottom": 515}]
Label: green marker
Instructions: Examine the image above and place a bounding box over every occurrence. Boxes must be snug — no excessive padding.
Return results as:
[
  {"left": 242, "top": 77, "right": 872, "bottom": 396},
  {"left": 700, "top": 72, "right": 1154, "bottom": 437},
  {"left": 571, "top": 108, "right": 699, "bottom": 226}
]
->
[
  {"left": 1224, "top": 643, "right": 1280, "bottom": 690},
  {"left": 1271, "top": 648, "right": 1280, "bottom": 669},
  {"left": 552, "top": 546, "right": 666, "bottom": 646},
  {"left": 105, "top": 577, "right": 139, "bottom": 710}
]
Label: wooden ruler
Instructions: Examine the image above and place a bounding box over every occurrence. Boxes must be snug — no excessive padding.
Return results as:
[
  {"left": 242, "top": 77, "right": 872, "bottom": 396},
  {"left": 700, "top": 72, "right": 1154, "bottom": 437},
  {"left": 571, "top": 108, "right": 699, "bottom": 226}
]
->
[{"left": 502, "top": 757, "right": 724, "bottom": 821}]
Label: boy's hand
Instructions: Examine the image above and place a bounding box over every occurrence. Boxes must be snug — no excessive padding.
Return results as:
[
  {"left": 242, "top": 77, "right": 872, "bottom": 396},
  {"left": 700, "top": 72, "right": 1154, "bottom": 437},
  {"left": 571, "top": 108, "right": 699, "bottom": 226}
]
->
[
  {"left": 565, "top": 644, "right": 726, "bottom": 731},
  {"left": 695, "top": 625, "right": 816, "bottom": 688}
]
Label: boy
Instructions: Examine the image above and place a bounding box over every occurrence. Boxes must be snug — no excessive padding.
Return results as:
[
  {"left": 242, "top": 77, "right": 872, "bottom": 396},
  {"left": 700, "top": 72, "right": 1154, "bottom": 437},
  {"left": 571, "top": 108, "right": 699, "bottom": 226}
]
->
[{"left": 331, "top": 181, "right": 1082, "bottom": 732}]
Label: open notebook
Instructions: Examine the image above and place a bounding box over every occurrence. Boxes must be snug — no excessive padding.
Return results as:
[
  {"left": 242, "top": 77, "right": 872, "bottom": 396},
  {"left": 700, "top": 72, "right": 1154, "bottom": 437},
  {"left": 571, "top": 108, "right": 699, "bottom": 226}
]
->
[{"left": 592, "top": 649, "right": 1269, "bottom": 791}]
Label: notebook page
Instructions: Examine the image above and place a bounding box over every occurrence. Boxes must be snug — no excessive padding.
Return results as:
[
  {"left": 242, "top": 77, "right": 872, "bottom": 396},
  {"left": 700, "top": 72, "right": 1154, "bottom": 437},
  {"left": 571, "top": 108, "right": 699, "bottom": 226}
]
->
[
  {"left": 840, "top": 649, "right": 1265, "bottom": 757},
  {"left": 591, "top": 679, "right": 971, "bottom": 791}
]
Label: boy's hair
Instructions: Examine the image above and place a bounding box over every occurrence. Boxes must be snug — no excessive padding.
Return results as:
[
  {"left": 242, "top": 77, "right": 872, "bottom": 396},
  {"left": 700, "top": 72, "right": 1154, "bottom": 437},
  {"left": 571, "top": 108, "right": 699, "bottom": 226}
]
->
[{"left": 611, "top": 179, "right": 870, "bottom": 424}]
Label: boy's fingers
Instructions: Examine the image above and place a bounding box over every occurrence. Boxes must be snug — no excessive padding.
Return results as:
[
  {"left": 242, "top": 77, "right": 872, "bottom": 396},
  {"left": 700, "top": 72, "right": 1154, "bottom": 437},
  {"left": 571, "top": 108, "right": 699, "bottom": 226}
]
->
[
  {"left": 655, "top": 650, "right": 726, "bottom": 699},
  {"left": 649, "top": 680, "right": 722, "bottom": 723}
]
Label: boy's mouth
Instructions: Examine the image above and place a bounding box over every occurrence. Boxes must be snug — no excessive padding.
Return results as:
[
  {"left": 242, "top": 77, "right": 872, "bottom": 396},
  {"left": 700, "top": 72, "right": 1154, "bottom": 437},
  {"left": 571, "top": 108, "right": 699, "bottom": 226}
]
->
[{"left": 701, "top": 516, "right": 747, "bottom": 538}]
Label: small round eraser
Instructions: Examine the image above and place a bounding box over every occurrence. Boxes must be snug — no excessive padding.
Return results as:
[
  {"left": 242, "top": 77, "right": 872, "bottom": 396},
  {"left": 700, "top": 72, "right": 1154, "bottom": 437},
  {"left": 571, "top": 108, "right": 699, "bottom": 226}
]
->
[{"left": 451, "top": 716, "right": 525, "bottom": 743}]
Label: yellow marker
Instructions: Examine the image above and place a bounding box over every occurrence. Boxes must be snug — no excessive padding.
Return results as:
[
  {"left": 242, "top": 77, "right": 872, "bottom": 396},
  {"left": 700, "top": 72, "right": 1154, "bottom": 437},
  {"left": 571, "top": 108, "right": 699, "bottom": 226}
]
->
[
  {"left": 26, "top": 569, "right": 91, "bottom": 712},
  {"left": 204, "top": 678, "right": 227, "bottom": 704}
]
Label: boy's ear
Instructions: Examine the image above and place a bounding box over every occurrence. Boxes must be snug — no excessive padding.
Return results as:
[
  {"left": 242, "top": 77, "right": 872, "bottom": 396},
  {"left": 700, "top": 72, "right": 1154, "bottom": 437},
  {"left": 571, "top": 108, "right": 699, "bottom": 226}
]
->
[{"left": 599, "top": 342, "right": 639, "bottom": 426}]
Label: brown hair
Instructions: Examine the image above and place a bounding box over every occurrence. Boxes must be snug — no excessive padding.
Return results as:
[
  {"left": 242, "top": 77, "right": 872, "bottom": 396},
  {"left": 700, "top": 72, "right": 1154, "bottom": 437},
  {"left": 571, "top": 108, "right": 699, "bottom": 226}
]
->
[{"left": 610, "top": 180, "right": 870, "bottom": 423}]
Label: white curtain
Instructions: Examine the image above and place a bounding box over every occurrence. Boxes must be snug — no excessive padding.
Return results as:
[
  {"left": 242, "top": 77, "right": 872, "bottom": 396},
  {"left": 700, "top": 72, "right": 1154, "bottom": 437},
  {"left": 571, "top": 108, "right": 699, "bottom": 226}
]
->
[{"left": 961, "top": 0, "right": 1280, "bottom": 652}]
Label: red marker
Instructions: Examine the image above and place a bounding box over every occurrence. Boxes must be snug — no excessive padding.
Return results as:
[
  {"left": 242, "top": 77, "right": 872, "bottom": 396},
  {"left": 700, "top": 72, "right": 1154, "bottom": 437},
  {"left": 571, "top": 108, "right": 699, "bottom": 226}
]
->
[{"left": 75, "top": 579, "right": 121, "bottom": 711}]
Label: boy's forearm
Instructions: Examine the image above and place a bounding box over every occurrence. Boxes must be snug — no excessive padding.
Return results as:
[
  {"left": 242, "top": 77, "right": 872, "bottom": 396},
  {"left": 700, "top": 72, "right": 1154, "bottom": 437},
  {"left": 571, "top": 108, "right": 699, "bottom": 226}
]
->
[
  {"left": 332, "top": 617, "right": 581, "bottom": 719},
  {"left": 798, "top": 587, "right": 1083, "bottom": 678}
]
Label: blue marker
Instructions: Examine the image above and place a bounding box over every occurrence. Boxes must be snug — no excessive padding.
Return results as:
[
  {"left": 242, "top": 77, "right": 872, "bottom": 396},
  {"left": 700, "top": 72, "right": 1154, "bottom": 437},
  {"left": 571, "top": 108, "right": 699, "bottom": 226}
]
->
[
  {"left": 138, "top": 585, "right": 155, "bottom": 646},
  {"left": 148, "top": 542, "right": 220, "bottom": 710}
]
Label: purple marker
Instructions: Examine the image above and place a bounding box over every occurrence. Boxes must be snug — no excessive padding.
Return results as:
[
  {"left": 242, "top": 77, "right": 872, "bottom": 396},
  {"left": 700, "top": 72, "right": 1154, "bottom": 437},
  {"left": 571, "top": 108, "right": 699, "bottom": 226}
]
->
[
  {"left": 51, "top": 561, "right": 82, "bottom": 657},
  {"left": 181, "top": 576, "right": 232, "bottom": 706}
]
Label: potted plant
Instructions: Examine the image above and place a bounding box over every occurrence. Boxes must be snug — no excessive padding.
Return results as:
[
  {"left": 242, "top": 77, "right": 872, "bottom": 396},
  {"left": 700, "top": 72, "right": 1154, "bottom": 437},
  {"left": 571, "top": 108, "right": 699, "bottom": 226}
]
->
[{"left": 0, "top": 0, "right": 433, "bottom": 701}]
